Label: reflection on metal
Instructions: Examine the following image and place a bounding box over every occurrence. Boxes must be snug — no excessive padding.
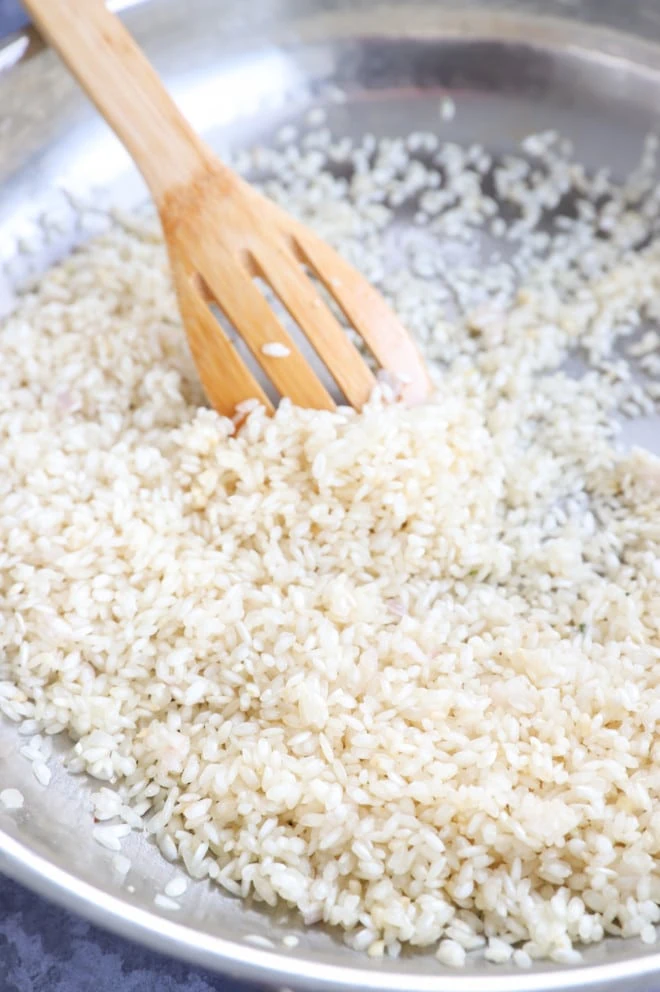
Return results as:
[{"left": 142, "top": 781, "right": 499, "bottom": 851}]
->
[{"left": 0, "top": 32, "right": 27, "bottom": 71}]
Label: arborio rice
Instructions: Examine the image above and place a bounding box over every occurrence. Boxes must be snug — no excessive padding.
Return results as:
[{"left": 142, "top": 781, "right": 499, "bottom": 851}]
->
[{"left": 1, "top": 124, "right": 660, "bottom": 966}]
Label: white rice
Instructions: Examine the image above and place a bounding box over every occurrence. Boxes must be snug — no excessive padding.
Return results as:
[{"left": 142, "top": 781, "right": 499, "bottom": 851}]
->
[
  {"left": 261, "top": 342, "right": 291, "bottom": 358},
  {"left": 306, "top": 107, "right": 327, "bottom": 127},
  {"left": 32, "top": 761, "right": 52, "bottom": 787},
  {"left": 164, "top": 876, "right": 188, "bottom": 899},
  {"left": 0, "top": 124, "right": 659, "bottom": 966},
  {"left": 92, "top": 823, "right": 132, "bottom": 852},
  {"left": 245, "top": 934, "right": 276, "bottom": 949},
  {"left": 0, "top": 788, "right": 24, "bottom": 811},
  {"left": 439, "top": 96, "right": 456, "bottom": 122},
  {"left": 154, "top": 893, "right": 180, "bottom": 912},
  {"left": 436, "top": 939, "right": 467, "bottom": 968}
]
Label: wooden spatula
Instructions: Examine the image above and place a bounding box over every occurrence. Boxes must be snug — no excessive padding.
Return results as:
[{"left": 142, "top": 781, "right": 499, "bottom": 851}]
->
[{"left": 23, "top": 0, "right": 431, "bottom": 416}]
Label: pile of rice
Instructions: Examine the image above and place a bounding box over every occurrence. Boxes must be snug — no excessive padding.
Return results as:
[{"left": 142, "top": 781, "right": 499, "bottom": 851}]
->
[{"left": 1, "top": 121, "right": 659, "bottom": 967}]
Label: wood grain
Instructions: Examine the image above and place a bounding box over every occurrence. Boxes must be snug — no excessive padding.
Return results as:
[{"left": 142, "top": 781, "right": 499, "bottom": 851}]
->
[{"left": 24, "top": 0, "right": 432, "bottom": 417}]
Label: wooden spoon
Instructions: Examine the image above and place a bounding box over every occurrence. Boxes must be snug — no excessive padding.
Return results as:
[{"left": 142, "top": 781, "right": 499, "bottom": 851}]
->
[{"left": 23, "top": 0, "right": 431, "bottom": 416}]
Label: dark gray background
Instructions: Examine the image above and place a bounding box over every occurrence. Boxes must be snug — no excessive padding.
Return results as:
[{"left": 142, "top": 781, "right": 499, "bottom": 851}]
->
[
  {"left": 1, "top": 874, "right": 262, "bottom": 992},
  {"left": 0, "top": 0, "right": 26, "bottom": 34},
  {"left": 0, "top": 3, "right": 260, "bottom": 990}
]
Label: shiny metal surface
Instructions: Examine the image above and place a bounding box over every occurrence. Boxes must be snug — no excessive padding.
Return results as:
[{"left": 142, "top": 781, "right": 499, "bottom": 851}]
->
[{"left": 1, "top": 2, "right": 660, "bottom": 988}]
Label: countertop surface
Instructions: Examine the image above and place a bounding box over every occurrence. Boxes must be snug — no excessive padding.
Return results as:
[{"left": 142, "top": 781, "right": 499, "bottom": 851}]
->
[
  {"left": 1, "top": 874, "right": 261, "bottom": 992},
  {"left": 0, "top": 0, "right": 26, "bottom": 35}
]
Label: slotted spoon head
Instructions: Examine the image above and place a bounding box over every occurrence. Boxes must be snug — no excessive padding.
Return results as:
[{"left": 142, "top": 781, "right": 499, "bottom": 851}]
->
[
  {"left": 163, "top": 166, "right": 431, "bottom": 417},
  {"left": 23, "top": 0, "right": 432, "bottom": 419}
]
